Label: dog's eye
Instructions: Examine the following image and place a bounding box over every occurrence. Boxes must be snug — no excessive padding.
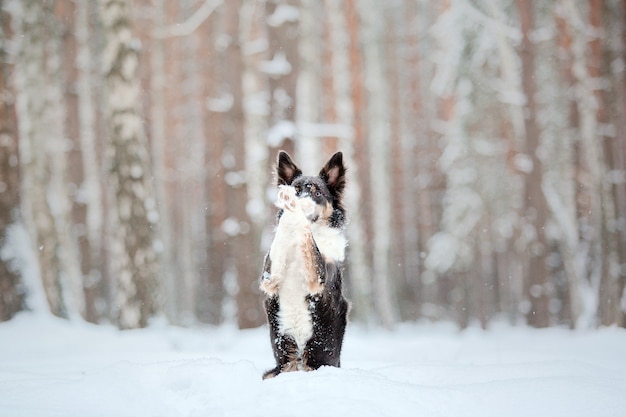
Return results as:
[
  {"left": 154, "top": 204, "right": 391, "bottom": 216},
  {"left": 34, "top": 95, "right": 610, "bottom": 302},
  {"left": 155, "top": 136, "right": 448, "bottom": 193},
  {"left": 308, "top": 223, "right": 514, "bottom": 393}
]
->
[{"left": 315, "top": 191, "right": 322, "bottom": 198}]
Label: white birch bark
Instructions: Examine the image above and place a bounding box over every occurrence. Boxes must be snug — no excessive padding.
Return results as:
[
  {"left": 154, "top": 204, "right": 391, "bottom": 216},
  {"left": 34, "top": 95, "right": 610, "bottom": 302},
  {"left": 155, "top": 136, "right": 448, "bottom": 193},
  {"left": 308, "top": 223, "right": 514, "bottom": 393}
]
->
[
  {"left": 13, "top": 0, "right": 83, "bottom": 319},
  {"left": 562, "top": 0, "right": 610, "bottom": 325},
  {"left": 99, "top": 0, "right": 161, "bottom": 329}
]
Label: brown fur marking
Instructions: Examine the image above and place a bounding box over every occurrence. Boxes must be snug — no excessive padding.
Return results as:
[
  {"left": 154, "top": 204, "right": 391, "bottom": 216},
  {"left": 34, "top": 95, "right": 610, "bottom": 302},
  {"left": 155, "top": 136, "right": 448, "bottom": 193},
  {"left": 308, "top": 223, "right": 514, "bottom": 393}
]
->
[{"left": 301, "top": 228, "right": 323, "bottom": 294}]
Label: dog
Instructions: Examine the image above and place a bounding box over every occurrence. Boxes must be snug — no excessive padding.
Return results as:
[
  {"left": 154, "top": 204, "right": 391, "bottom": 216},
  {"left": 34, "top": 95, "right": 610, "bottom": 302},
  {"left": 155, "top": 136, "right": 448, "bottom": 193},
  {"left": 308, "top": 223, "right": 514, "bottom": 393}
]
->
[{"left": 260, "top": 151, "right": 350, "bottom": 379}]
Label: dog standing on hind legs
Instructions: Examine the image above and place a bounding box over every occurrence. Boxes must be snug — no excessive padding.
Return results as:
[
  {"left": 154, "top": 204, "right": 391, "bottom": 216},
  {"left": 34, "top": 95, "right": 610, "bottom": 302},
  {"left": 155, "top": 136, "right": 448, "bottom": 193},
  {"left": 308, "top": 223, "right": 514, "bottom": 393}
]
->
[{"left": 260, "top": 151, "right": 350, "bottom": 379}]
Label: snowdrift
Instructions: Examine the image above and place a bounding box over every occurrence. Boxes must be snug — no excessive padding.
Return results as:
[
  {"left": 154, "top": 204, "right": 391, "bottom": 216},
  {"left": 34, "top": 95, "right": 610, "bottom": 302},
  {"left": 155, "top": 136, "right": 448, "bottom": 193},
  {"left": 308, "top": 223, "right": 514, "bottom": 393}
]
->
[{"left": 1, "top": 314, "right": 625, "bottom": 417}]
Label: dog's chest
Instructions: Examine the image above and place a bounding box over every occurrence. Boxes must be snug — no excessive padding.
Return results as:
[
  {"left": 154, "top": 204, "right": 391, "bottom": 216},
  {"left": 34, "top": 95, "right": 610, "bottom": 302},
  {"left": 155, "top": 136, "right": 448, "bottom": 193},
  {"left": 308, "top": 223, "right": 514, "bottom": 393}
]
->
[
  {"left": 276, "top": 274, "right": 313, "bottom": 351},
  {"left": 269, "top": 217, "right": 314, "bottom": 350},
  {"left": 310, "top": 222, "right": 346, "bottom": 262}
]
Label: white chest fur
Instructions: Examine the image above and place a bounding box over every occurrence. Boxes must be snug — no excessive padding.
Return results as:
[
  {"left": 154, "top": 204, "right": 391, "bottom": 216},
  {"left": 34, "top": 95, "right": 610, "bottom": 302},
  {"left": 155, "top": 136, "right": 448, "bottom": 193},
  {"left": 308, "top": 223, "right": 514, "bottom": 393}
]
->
[
  {"left": 269, "top": 210, "right": 314, "bottom": 351},
  {"left": 310, "top": 222, "right": 347, "bottom": 262}
]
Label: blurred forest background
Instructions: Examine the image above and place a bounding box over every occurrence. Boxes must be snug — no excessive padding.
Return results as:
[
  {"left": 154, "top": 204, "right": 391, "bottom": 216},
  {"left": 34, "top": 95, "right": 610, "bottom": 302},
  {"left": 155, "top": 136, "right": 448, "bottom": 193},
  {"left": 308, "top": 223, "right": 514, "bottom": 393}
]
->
[{"left": 0, "top": 0, "right": 625, "bottom": 330}]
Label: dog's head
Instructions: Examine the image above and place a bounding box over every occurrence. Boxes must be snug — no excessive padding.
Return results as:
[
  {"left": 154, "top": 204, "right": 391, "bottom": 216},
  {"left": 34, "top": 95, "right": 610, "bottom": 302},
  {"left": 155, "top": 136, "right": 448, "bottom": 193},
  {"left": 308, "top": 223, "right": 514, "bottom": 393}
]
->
[{"left": 275, "top": 151, "right": 346, "bottom": 226}]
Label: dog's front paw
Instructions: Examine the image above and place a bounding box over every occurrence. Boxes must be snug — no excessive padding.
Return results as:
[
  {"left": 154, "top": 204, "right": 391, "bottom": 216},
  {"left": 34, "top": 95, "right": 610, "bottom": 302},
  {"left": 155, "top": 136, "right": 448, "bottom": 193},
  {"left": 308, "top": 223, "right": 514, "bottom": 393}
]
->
[
  {"left": 276, "top": 186, "right": 297, "bottom": 212},
  {"left": 299, "top": 197, "right": 316, "bottom": 219},
  {"left": 260, "top": 271, "right": 280, "bottom": 295}
]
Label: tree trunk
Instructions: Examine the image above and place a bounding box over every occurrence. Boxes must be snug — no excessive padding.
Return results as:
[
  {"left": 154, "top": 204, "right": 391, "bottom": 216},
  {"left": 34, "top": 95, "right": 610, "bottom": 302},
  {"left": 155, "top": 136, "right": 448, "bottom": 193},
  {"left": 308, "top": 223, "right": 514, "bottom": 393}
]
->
[
  {"left": 222, "top": 0, "right": 263, "bottom": 329},
  {"left": 196, "top": 1, "right": 226, "bottom": 325},
  {"left": 295, "top": 0, "right": 322, "bottom": 172},
  {"left": 99, "top": 0, "right": 161, "bottom": 329},
  {"left": 321, "top": 0, "right": 372, "bottom": 323},
  {"left": 517, "top": 0, "right": 551, "bottom": 328},
  {"left": 75, "top": 0, "right": 105, "bottom": 323},
  {"left": 265, "top": 0, "right": 299, "bottom": 157},
  {"left": 14, "top": 0, "right": 83, "bottom": 319},
  {"left": 610, "top": 0, "right": 626, "bottom": 327},
  {"left": 0, "top": 3, "right": 25, "bottom": 321},
  {"left": 148, "top": 0, "right": 178, "bottom": 324},
  {"left": 360, "top": 0, "right": 396, "bottom": 328},
  {"left": 588, "top": 0, "right": 624, "bottom": 327}
]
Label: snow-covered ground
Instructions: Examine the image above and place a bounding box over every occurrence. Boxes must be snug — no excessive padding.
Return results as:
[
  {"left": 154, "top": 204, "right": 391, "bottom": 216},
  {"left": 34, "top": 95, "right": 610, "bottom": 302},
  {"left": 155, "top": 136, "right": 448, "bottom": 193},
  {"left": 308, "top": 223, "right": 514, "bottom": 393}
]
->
[{"left": 1, "top": 314, "right": 625, "bottom": 417}]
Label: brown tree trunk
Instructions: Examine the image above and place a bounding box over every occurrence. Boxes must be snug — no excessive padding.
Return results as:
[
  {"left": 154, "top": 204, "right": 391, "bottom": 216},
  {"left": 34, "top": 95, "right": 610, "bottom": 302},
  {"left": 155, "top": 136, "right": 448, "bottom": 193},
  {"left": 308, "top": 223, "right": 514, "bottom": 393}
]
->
[
  {"left": 0, "top": 4, "right": 25, "bottom": 321},
  {"left": 265, "top": 0, "right": 299, "bottom": 158},
  {"left": 75, "top": 0, "right": 105, "bottom": 324},
  {"left": 555, "top": 0, "right": 584, "bottom": 328},
  {"left": 344, "top": 0, "right": 374, "bottom": 322},
  {"left": 56, "top": 0, "right": 102, "bottom": 323},
  {"left": 590, "top": 0, "right": 624, "bottom": 327},
  {"left": 198, "top": 2, "right": 226, "bottom": 325},
  {"left": 222, "top": 0, "right": 263, "bottom": 329},
  {"left": 360, "top": 0, "right": 396, "bottom": 328},
  {"left": 517, "top": 0, "right": 551, "bottom": 328}
]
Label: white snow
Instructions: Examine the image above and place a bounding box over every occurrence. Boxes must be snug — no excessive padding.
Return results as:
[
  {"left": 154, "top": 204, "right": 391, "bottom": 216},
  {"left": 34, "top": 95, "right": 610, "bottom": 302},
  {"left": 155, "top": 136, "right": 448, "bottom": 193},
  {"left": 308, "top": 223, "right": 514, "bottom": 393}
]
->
[
  {"left": 206, "top": 92, "right": 234, "bottom": 113},
  {"left": 266, "top": 4, "right": 300, "bottom": 28},
  {"left": 260, "top": 52, "right": 292, "bottom": 77},
  {"left": 221, "top": 217, "right": 243, "bottom": 236},
  {"left": 1, "top": 314, "right": 625, "bottom": 417},
  {"left": 266, "top": 120, "right": 296, "bottom": 147}
]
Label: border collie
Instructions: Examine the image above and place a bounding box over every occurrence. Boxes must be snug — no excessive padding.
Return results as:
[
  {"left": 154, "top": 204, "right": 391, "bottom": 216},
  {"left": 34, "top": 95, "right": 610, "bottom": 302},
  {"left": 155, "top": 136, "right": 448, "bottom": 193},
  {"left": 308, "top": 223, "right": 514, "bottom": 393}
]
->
[{"left": 260, "top": 151, "right": 349, "bottom": 379}]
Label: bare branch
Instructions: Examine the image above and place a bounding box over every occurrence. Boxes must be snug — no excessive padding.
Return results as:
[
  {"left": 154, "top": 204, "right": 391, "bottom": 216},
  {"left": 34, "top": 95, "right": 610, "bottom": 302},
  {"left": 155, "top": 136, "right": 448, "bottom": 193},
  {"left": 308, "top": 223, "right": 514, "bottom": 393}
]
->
[{"left": 154, "top": 0, "right": 223, "bottom": 39}]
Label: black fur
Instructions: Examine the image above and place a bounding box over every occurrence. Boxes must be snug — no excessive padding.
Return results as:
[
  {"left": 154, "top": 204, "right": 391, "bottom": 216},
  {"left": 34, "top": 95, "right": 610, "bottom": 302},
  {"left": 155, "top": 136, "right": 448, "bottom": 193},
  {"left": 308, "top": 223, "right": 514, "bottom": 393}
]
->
[{"left": 261, "top": 151, "right": 349, "bottom": 379}]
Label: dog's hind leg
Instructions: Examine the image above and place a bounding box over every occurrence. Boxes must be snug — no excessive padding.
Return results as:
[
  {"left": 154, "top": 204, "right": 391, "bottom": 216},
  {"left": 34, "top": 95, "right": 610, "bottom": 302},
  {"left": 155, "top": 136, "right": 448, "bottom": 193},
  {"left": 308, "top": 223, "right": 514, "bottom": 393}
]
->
[
  {"left": 263, "top": 297, "right": 301, "bottom": 379},
  {"left": 303, "top": 291, "right": 349, "bottom": 370},
  {"left": 262, "top": 334, "right": 301, "bottom": 379}
]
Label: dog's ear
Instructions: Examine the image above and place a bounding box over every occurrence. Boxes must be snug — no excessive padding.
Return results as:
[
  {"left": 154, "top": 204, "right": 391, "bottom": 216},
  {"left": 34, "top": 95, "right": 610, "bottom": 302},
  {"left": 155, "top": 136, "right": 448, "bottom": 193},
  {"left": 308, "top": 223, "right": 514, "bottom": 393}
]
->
[
  {"left": 276, "top": 151, "right": 302, "bottom": 186},
  {"left": 319, "top": 152, "right": 346, "bottom": 196}
]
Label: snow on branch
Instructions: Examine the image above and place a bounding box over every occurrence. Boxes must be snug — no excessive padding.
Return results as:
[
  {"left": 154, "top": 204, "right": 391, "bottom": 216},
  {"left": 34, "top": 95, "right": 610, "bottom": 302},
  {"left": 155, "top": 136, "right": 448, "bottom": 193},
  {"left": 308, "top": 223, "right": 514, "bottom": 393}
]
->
[
  {"left": 155, "top": 0, "right": 223, "bottom": 39},
  {"left": 260, "top": 51, "right": 292, "bottom": 77},
  {"left": 266, "top": 4, "right": 300, "bottom": 27}
]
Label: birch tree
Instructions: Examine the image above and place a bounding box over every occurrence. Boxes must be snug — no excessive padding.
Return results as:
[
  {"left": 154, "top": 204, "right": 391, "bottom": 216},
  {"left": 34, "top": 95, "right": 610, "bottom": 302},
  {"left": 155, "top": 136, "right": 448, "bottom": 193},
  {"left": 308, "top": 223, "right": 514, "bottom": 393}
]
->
[
  {"left": 14, "top": 0, "right": 83, "bottom": 319},
  {"left": 425, "top": 2, "right": 475, "bottom": 327},
  {"left": 99, "top": 0, "right": 161, "bottom": 329},
  {"left": 2, "top": 0, "right": 625, "bottom": 329},
  {"left": 529, "top": 2, "right": 579, "bottom": 327}
]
